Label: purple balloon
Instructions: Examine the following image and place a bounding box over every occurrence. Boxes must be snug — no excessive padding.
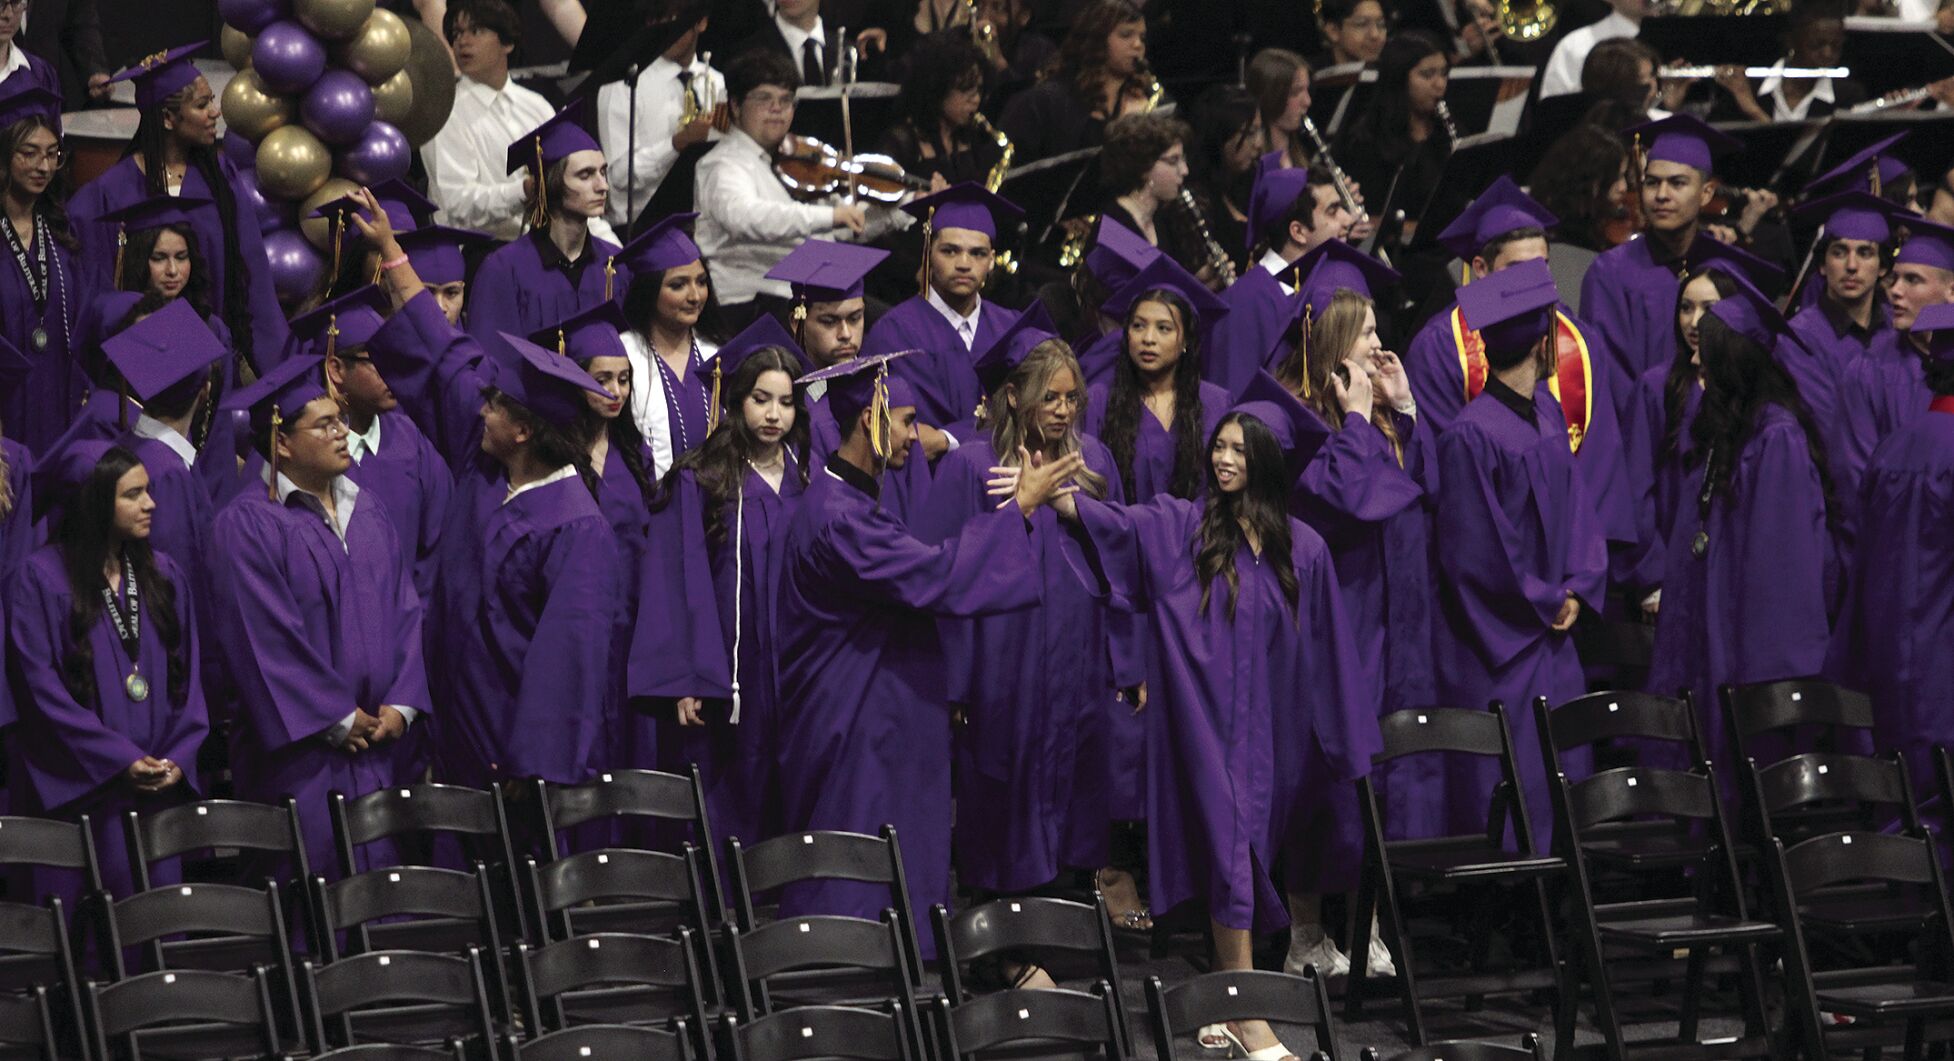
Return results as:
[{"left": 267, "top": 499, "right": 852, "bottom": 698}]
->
[
  {"left": 264, "top": 228, "right": 325, "bottom": 302},
  {"left": 234, "top": 168, "right": 292, "bottom": 234},
  {"left": 300, "top": 70, "right": 375, "bottom": 147},
  {"left": 219, "top": 0, "right": 288, "bottom": 34},
  {"left": 252, "top": 20, "right": 326, "bottom": 94},
  {"left": 219, "top": 132, "right": 257, "bottom": 169},
  {"left": 334, "top": 120, "right": 410, "bottom": 184}
]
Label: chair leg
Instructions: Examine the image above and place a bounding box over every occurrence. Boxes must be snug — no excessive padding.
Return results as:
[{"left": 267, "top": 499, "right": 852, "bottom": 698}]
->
[
  {"left": 1531, "top": 876, "right": 1570, "bottom": 1043},
  {"left": 1736, "top": 939, "right": 1773, "bottom": 1041},
  {"left": 1380, "top": 876, "right": 1426, "bottom": 1047},
  {"left": 1677, "top": 947, "right": 1707, "bottom": 1042},
  {"left": 1346, "top": 868, "right": 1377, "bottom": 1023}
]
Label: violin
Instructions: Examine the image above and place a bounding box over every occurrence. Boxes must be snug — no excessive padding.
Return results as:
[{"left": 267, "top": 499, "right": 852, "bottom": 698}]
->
[{"left": 774, "top": 134, "right": 931, "bottom": 204}]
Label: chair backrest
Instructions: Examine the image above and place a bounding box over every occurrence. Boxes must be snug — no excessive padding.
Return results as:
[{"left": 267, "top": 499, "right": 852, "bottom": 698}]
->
[
  {"left": 102, "top": 881, "right": 296, "bottom": 980},
  {"left": 936, "top": 987, "right": 1126, "bottom": 1061},
  {"left": 311, "top": 1045, "right": 468, "bottom": 1060},
  {"left": 0, "top": 897, "right": 80, "bottom": 1000},
  {"left": 730, "top": 827, "right": 920, "bottom": 981},
  {"left": 1765, "top": 831, "right": 1954, "bottom": 979},
  {"left": 1359, "top": 1036, "right": 1543, "bottom": 1061},
  {"left": 930, "top": 895, "right": 1129, "bottom": 1051},
  {"left": 1145, "top": 969, "right": 1340, "bottom": 1061},
  {"left": 1564, "top": 766, "right": 1719, "bottom": 829},
  {"left": 1749, "top": 752, "right": 1920, "bottom": 838},
  {"left": 728, "top": 914, "right": 918, "bottom": 1020},
  {"left": 727, "top": 1004, "right": 914, "bottom": 1061},
  {"left": 312, "top": 865, "right": 505, "bottom": 962},
  {"left": 86, "top": 968, "right": 279, "bottom": 1061},
  {"left": 1721, "top": 680, "right": 1873, "bottom": 745},
  {"left": 302, "top": 948, "right": 499, "bottom": 1054},
  {"left": 1374, "top": 706, "right": 1508, "bottom": 762},
  {"left": 0, "top": 986, "right": 56, "bottom": 1059},
  {"left": 125, "top": 799, "right": 308, "bottom": 891},
  {"left": 0, "top": 816, "right": 102, "bottom": 894},
  {"left": 523, "top": 846, "right": 723, "bottom": 1007},
  {"left": 516, "top": 930, "right": 707, "bottom": 1040},
  {"left": 510, "top": 1023, "right": 692, "bottom": 1061},
  {"left": 1538, "top": 691, "right": 1702, "bottom": 763},
  {"left": 536, "top": 768, "right": 725, "bottom": 915},
  {"left": 331, "top": 785, "right": 517, "bottom": 876}
]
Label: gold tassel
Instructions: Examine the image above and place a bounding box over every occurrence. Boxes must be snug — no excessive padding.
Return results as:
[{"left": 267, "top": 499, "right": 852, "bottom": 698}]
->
[
  {"left": 919, "top": 207, "right": 935, "bottom": 298},
  {"left": 792, "top": 297, "right": 808, "bottom": 345},
  {"left": 1870, "top": 163, "right": 1881, "bottom": 199},
  {"left": 529, "top": 137, "right": 549, "bottom": 231},
  {"left": 604, "top": 257, "right": 616, "bottom": 302},
  {"left": 328, "top": 215, "right": 344, "bottom": 297},
  {"left": 708, "top": 360, "right": 723, "bottom": 433},
  {"left": 869, "top": 365, "right": 889, "bottom": 459},
  {"left": 114, "top": 226, "right": 127, "bottom": 285},
  {"left": 557, "top": 329, "right": 567, "bottom": 358},
  {"left": 267, "top": 403, "right": 282, "bottom": 499},
  {"left": 1298, "top": 307, "right": 1313, "bottom": 399},
  {"left": 371, "top": 255, "right": 385, "bottom": 286},
  {"left": 322, "top": 316, "right": 342, "bottom": 405}
]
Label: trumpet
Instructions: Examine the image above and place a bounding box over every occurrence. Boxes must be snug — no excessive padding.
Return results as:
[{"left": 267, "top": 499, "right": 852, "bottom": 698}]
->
[
  {"left": 960, "top": 0, "right": 998, "bottom": 46},
  {"left": 678, "top": 51, "right": 726, "bottom": 129},
  {"left": 1659, "top": 64, "right": 1847, "bottom": 79},
  {"left": 1496, "top": 0, "right": 1557, "bottom": 42}
]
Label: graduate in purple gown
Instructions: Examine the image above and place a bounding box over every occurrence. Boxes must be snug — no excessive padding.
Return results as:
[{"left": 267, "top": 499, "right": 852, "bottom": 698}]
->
[
  {"left": 632, "top": 323, "right": 810, "bottom": 850},
  {"left": 68, "top": 45, "right": 285, "bottom": 375},
  {"left": 1055, "top": 406, "right": 1374, "bottom": 1054},
  {"left": 0, "top": 337, "right": 35, "bottom": 584},
  {"left": 0, "top": 45, "right": 62, "bottom": 104},
  {"left": 1208, "top": 165, "right": 1352, "bottom": 396},
  {"left": 467, "top": 103, "right": 632, "bottom": 355},
  {"left": 864, "top": 183, "right": 1026, "bottom": 452},
  {"left": 394, "top": 222, "right": 494, "bottom": 333},
  {"left": 208, "top": 355, "right": 430, "bottom": 877},
  {"left": 1827, "top": 304, "right": 1954, "bottom": 787},
  {"left": 6, "top": 442, "right": 206, "bottom": 903},
  {"left": 1787, "top": 192, "right": 1896, "bottom": 369},
  {"left": 0, "top": 82, "right": 85, "bottom": 455},
  {"left": 774, "top": 351, "right": 1077, "bottom": 953},
  {"left": 1648, "top": 275, "right": 1840, "bottom": 778},
  {"left": 618, "top": 213, "right": 728, "bottom": 477},
  {"left": 1432, "top": 260, "right": 1608, "bottom": 848},
  {"left": 1578, "top": 115, "right": 1743, "bottom": 386},
  {"left": 911, "top": 306, "right": 1135, "bottom": 910},
  {"left": 1041, "top": 216, "right": 1161, "bottom": 351}
]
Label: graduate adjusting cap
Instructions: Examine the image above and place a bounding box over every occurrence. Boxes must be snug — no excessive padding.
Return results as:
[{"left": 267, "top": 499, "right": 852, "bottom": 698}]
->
[
  {"left": 715, "top": 313, "right": 812, "bottom": 381},
  {"left": 371, "top": 178, "right": 440, "bottom": 232},
  {"left": 489, "top": 331, "right": 613, "bottom": 428},
  {"left": 1704, "top": 270, "right": 1797, "bottom": 350},
  {"left": 1683, "top": 234, "right": 1785, "bottom": 290},
  {"left": 529, "top": 299, "right": 631, "bottom": 365},
  {"left": 1085, "top": 216, "right": 1162, "bottom": 289},
  {"left": 619, "top": 212, "right": 703, "bottom": 274},
  {"left": 105, "top": 42, "right": 205, "bottom": 111},
  {"left": 766, "top": 238, "right": 890, "bottom": 305},
  {"left": 288, "top": 284, "right": 393, "bottom": 364},
  {"left": 1436, "top": 175, "right": 1558, "bottom": 263},
  {"left": 1806, "top": 131, "right": 1910, "bottom": 197},
  {"left": 1896, "top": 216, "right": 1954, "bottom": 273},
  {"left": 900, "top": 181, "right": 1026, "bottom": 241},
  {"left": 1623, "top": 113, "right": 1741, "bottom": 175},
  {"left": 973, "top": 302, "right": 1063, "bottom": 396},
  {"left": 1790, "top": 190, "right": 1897, "bottom": 245},
  {"left": 1246, "top": 166, "right": 1314, "bottom": 255},
  {"left": 101, "top": 298, "right": 226, "bottom": 402},
  {"left": 1912, "top": 302, "right": 1954, "bottom": 361},
  {"left": 0, "top": 81, "right": 63, "bottom": 130},
  {"left": 796, "top": 348, "right": 917, "bottom": 457},
  {"left": 1101, "top": 254, "right": 1231, "bottom": 328},
  {"left": 1457, "top": 257, "right": 1559, "bottom": 354},
  {"left": 1235, "top": 368, "right": 1331, "bottom": 474},
  {"left": 1294, "top": 238, "right": 1401, "bottom": 317},
  {"left": 396, "top": 224, "right": 495, "bottom": 286}
]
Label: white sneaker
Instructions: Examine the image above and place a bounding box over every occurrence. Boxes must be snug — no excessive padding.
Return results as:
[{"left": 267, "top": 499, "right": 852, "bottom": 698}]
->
[
  {"left": 1283, "top": 930, "right": 1351, "bottom": 979},
  {"left": 1365, "top": 933, "right": 1397, "bottom": 977}
]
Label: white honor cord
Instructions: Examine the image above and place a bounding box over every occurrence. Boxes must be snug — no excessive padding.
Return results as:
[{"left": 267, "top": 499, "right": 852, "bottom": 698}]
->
[{"left": 728, "top": 471, "right": 747, "bottom": 724}]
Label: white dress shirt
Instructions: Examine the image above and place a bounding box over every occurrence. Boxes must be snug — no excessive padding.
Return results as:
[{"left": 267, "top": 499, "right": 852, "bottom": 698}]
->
[
  {"left": 0, "top": 42, "right": 29, "bottom": 83},
  {"left": 1539, "top": 11, "right": 1639, "bottom": 99},
  {"left": 1259, "top": 248, "right": 1299, "bottom": 294},
  {"left": 422, "top": 75, "right": 557, "bottom": 241},
  {"left": 621, "top": 328, "right": 723, "bottom": 476},
  {"left": 1758, "top": 59, "right": 1836, "bottom": 122},
  {"left": 775, "top": 11, "right": 826, "bottom": 83},
  {"left": 347, "top": 415, "right": 383, "bottom": 464},
  {"left": 598, "top": 54, "right": 726, "bottom": 227},
  {"left": 925, "top": 287, "right": 983, "bottom": 350},
  {"left": 505, "top": 463, "right": 578, "bottom": 504},
  {"left": 131, "top": 414, "right": 197, "bottom": 468}
]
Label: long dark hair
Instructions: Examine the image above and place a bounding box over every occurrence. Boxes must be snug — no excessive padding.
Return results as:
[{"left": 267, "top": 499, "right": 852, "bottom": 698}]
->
[
  {"left": 1195, "top": 412, "right": 1299, "bottom": 620},
  {"left": 1, "top": 115, "right": 79, "bottom": 251},
  {"left": 1044, "top": 0, "right": 1144, "bottom": 104},
  {"left": 484, "top": 389, "right": 601, "bottom": 498},
  {"left": 1527, "top": 122, "right": 1628, "bottom": 252},
  {"left": 661, "top": 347, "right": 810, "bottom": 543},
  {"left": 896, "top": 32, "right": 985, "bottom": 139},
  {"left": 1102, "top": 288, "right": 1208, "bottom": 500},
  {"left": 1336, "top": 30, "right": 1445, "bottom": 167},
  {"left": 115, "top": 221, "right": 216, "bottom": 317},
  {"left": 126, "top": 83, "right": 255, "bottom": 372},
  {"left": 571, "top": 350, "right": 658, "bottom": 512},
  {"left": 55, "top": 446, "right": 189, "bottom": 709},
  {"left": 1689, "top": 314, "right": 1836, "bottom": 532},
  {"left": 624, "top": 259, "right": 729, "bottom": 348},
  {"left": 1661, "top": 265, "right": 1738, "bottom": 465}
]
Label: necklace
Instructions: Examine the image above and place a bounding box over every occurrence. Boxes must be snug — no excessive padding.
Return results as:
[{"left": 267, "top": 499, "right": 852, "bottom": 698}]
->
[
  {"left": 2, "top": 210, "right": 56, "bottom": 353},
  {"left": 1691, "top": 445, "right": 1719, "bottom": 560}
]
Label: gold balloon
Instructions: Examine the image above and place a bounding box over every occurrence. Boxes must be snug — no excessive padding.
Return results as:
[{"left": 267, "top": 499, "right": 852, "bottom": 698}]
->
[
  {"left": 220, "top": 25, "right": 254, "bottom": 69},
  {"left": 338, "top": 8, "right": 411, "bottom": 84},
  {"left": 299, "top": 177, "right": 363, "bottom": 250},
  {"left": 221, "top": 69, "right": 295, "bottom": 143},
  {"left": 256, "top": 125, "right": 332, "bottom": 200},
  {"left": 296, "top": 0, "right": 375, "bottom": 41},
  {"left": 395, "top": 16, "right": 457, "bottom": 148},
  {"left": 371, "top": 68, "right": 414, "bottom": 126}
]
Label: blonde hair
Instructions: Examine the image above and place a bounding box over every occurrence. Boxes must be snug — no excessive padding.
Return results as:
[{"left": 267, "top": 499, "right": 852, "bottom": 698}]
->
[
  {"left": 1277, "top": 289, "right": 1401, "bottom": 457},
  {"left": 984, "top": 339, "right": 1108, "bottom": 499}
]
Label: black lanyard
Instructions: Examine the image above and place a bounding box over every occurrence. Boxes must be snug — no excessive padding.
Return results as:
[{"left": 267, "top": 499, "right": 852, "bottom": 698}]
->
[
  {"left": 100, "top": 553, "right": 141, "bottom": 663},
  {"left": 2, "top": 211, "right": 48, "bottom": 310}
]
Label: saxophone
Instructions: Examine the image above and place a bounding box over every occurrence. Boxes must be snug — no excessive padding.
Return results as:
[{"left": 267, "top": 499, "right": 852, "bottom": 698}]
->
[
  {"left": 971, "top": 111, "right": 1019, "bottom": 276},
  {"left": 1180, "top": 189, "right": 1236, "bottom": 287}
]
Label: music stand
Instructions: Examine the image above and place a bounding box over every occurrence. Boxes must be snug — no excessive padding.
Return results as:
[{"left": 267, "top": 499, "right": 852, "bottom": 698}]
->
[
  {"left": 1638, "top": 14, "right": 1789, "bottom": 66},
  {"left": 1001, "top": 146, "right": 1103, "bottom": 266},
  {"left": 1840, "top": 17, "right": 1954, "bottom": 99}
]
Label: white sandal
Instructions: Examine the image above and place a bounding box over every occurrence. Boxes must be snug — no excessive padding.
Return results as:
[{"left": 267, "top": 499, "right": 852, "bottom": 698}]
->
[{"left": 1218, "top": 1023, "right": 1298, "bottom": 1061}]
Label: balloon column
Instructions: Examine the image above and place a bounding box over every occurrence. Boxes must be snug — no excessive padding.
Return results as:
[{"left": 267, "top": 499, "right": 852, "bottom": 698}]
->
[{"left": 218, "top": 0, "right": 441, "bottom": 303}]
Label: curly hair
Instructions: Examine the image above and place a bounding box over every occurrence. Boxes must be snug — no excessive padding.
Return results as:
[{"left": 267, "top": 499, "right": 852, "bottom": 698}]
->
[
  {"left": 895, "top": 32, "right": 986, "bottom": 134},
  {"left": 1100, "top": 111, "right": 1192, "bottom": 197},
  {"left": 1527, "top": 122, "right": 1629, "bottom": 251},
  {"left": 1043, "top": 0, "right": 1145, "bottom": 103}
]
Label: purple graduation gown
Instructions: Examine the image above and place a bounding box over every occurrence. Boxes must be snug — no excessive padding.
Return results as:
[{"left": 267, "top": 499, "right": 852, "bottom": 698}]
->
[
  {"left": 1578, "top": 236, "right": 1686, "bottom": 386},
  {"left": 65, "top": 156, "right": 289, "bottom": 369},
  {"left": 210, "top": 483, "right": 431, "bottom": 877},
  {"left": 632, "top": 461, "right": 804, "bottom": 850},
  {"left": 1294, "top": 409, "right": 1442, "bottom": 839},
  {"left": 1789, "top": 299, "right": 1889, "bottom": 368},
  {"left": 345, "top": 410, "right": 453, "bottom": 602},
  {"left": 0, "top": 221, "right": 84, "bottom": 455},
  {"left": 1070, "top": 495, "right": 1375, "bottom": 929},
  {"left": 0, "top": 52, "right": 62, "bottom": 102},
  {"left": 1082, "top": 380, "right": 1231, "bottom": 503},
  {"left": 1648, "top": 404, "right": 1837, "bottom": 777},
  {"left": 774, "top": 459, "right": 1041, "bottom": 952},
  {"left": 1619, "top": 366, "right": 1699, "bottom": 598},
  {"left": 647, "top": 342, "right": 714, "bottom": 463},
  {"left": 591, "top": 435, "right": 656, "bottom": 770},
  {"left": 1826, "top": 404, "right": 1954, "bottom": 786},
  {"left": 1433, "top": 385, "right": 1608, "bottom": 848},
  {"left": 862, "top": 295, "right": 1020, "bottom": 441},
  {"left": 6, "top": 546, "right": 208, "bottom": 901},
  {"left": 912, "top": 437, "right": 1136, "bottom": 893},
  {"left": 464, "top": 231, "right": 629, "bottom": 353},
  {"left": 1209, "top": 267, "right": 1294, "bottom": 397},
  {"left": 1833, "top": 346, "right": 1927, "bottom": 530}
]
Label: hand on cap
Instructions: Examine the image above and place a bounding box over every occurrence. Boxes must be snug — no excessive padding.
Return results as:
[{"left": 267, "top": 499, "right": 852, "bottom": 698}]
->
[{"left": 345, "top": 186, "right": 404, "bottom": 263}]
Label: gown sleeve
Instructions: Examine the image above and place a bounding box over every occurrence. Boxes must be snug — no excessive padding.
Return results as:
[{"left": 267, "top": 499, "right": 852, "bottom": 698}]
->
[
  {"left": 628, "top": 470, "right": 732, "bottom": 701},
  {"left": 1297, "top": 414, "right": 1426, "bottom": 533},
  {"left": 369, "top": 290, "right": 491, "bottom": 471},
  {"left": 812, "top": 501, "right": 1041, "bottom": 619}
]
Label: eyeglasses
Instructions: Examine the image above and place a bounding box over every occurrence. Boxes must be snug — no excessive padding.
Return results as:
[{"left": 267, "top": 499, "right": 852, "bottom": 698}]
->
[
  {"left": 744, "top": 90, "right": 797, "bottom": 111},
  {"left": 13, "top": 145, "right": 60, "bottom": 167},
  {"left": 0, "top": 1, "right": 28, "bottom": 11},
  {"left": 1340, "top": 15, "right": 1390, "bottom": 31},
  {"left": 300, "top": 416, "right": 351, "bottom": 438}
]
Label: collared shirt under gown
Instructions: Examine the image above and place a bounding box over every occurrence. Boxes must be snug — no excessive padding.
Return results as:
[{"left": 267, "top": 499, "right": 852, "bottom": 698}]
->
[
  {"left": 912, "top": 437, "right": 1139, "bottom": 893},
  {"left": 368, "top": 289, "right": 622, "bottom": 789},
  {"left": 346, "top": 410, "right": 453, "bottom": 602},
  {"left": 1067, "top": 494, "right": 1375, "bottom": 931},
  {"left": 465, "top": 229, "right": 630, "bottom": 357},
  {"left": 1826, "top": 404, "right": 1954, "bottom": 787},
  {"left": 0, "top": 220, "right": 83, "bottom": 455},
  {"left": 774, "top": 457, "right": 1041, "bottom": 954},
  {"left": 864, "top": 295, "right": 1020, "bottom": 442},
  {"left": 6, "top": 546, "right": 207, "bottom": 902},
  {"left": 210, "top": 478, "right": 431, "bottom": 877},
  {"left": 1433, "top": 384, "right": 1608, "bottom": 849}
]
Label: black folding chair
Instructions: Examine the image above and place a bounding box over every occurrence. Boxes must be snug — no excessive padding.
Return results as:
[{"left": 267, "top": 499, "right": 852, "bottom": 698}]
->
[
  {"left": 727, "top": 910, "right": 922, "bottom": 1035},
  {"left": 729, "top": 827, "right": 923, "bottom": 990},
  {"left": 311, "top": 864, "right": 508, "bottom": 962},
  {"left": 512, "top": 929, "right": 710, "bottom": 1057},
  {"left": 1723, "top": 680, "right": 1879, "bottom": 844},
  {"left": 0, "top": 899, "right": 80, "bottom": 1047},
  {"left": 724, "top": 1003, "right": 920, "bottom": 1061},
  {"left": 1742, "top": 752, "right": 1931, "bottom": 935},
  {"left": 1359, "top": 1036, "right": 1544, "bottom": 1061},
  {"left": 0, "top": 986, "right": 57, "bottom": 1061},
  {"left": 123, "top": 797, "right": 313, "bottom": 965},
  {"left": 522, "top": 844, "right": 723, "bottom": 1005},
  {"left": 1145, "top": 969, "right": 1342, "bottom": 1061},
  {"left": 533, "top": 768, "right": 724, "bottom": 910},
  {"left": 933, "top": 985, "right": 1126, "bottom": 1061},
  {"left": 300, "top": 947, "right": 502, "bottom": 1057},
  {"left": 331, "top": 784, "right": 526, "bottom": 943},
  {"left": 1347, "top": 704, "right": 1566, "bottom": 1044},
  {"left": 504, "top": 1023, "right": 693, "bottom": 1061},
  {"left": 931, "top": 896, "right": 1129, "bottom": 1052},
  {"left": 84, "top": 967, "right": 281, "bottom": 1061},
  {"left": 1536, "top": 692, "right": 1716, "bottom": 872},
  {"left": 311, "top": 1045, "right": 469, "bottom": 1060}
]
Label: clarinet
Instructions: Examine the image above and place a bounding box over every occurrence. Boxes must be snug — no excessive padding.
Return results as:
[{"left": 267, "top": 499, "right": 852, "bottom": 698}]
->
[
  {"left": 1300, "top": 116, "right": 1368, "bottom": 227},
  {"left": 1179, "top": 188, "right": 1237, "bottom": 287},
  {"left": 1436, "top": 99, "right": 1459, "bottom": 144}
]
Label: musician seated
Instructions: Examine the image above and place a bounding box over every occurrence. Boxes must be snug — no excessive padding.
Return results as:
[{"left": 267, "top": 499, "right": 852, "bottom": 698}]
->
[
  {"left": 1708, "top": 0, "right": 1867, "bottom": 122},
  {"left": 1310, "top": 0, "right": 1389, "bottom": 70},
  {"left": 596, "top": 0, "right": 726, "bottom": 229},
  {"left": 875, "top": 32, "right": 1006, "bottom": 187},
  {"left": 1525, "top": 122, "right": 1630, "bottom": 310},
  {"left": 1099, "top": 111, "right": 1217, "bottom": 287},
  {"left": 694, "top": 48, "right": 906, "bottom": 325},
  {"left": 1580, "top": 38, "right": 1675, "bottom": 126},
  {"left": 969, "top": 0, "right": 1058, "bottom": 107},
  {"left": 996, "top": 0, "right": 1157, "bottom": 166},
  {"left": 1244, "top": 48, "right": 1315, "bottom": 171}
]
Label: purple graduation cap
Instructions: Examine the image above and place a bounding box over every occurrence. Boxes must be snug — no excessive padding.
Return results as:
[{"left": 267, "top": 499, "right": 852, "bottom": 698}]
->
[
  {"left": 505, "top": 100, "right": 603, "bottom": 228},
  {"left": 101, "top": 298, "right": 226, "bottom": 402},
  {"left": 1790, "top": 190, "right": 1898, "bottom": 245},
  {"left": 767, "top": 239, "right": 889, "bottom": 306},
  {"left": 715, "top": 313, "right": 813, "bottom": 381},
  {"left": 220, "top": 353, "right": 331, "bottom": 495},
  {"left": 1623, "top": 113, "right": 1741, "bottom": 175},
  {"left": 488, "top": 331, "right": 612, "bottom": 428},
  {"left": 1683, "top": 234, "right": 1785, "bottom": 290},
  {"left": 1294, "top": 238, "right": 1402, "bottom": 316},
  {"left": 287, "top": 284, "right": 393, "bottom": 375},
  {"left": 1246, "top": 166, "right": 1313, "bottom": 254},
  {"left": 105, "top": 42, "right": 205, "bottom": 110},
  {"left": 1101, "top": 254, "right": 1231, "bottom": 329},
  {"left": 1084, "top": 216, "right": 1161, "bottom": 289},
  {"left": 1805, "top": 131, "right": 1911, "bottom": 197},
  {"left": 0, "top": 81, "right": 62, "bottom": 132},
  {"left": 1437, "top": 175, "right": 1558, "bottom": 263},
  {"left": 527, "top": 299, "right": 630, "bottom": 365},
  {"left": 48, "top": 439, "right": 118, "bottom": 498},
  {"left": 1235, "top": 368, "right": 1331, "bottom": 475},
  {"left": 901, "top": 182, "right": 1026, "bottom": 241},
  {"left": 1704, "top": 270, "right": 1796, "bottom": 349},
  {"left": 1911, "top": 303, "right": 1954, "bottom": 360},
  {"left": 972, "top": 301, "right": 1062, "bottom": 395},
  {"left": 396, "top": 224, "right": 495, "bottom": 286},
  {"left": 371, "top": 179, "right": 440, "bottom": 232},
  {"left": 1896, "top": 216, "right": 1954, "bottom": 273},
  {"left": 795, "top": 348, "right": 917, "bottom": 458},
  {"left": 1457, "top": 256, "right": 1559, "bottom": 355},
  {"left": 618, "top": 212, "right": 702, "bottom": 275},
  {"left": 103, "top": 193, "right": 213, "bottom": 280}
]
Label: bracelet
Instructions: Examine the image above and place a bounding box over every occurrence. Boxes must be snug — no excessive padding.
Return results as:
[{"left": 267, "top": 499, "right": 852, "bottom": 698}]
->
[{"left": 380, "top": 254, "right": 411, "bottom": 271}]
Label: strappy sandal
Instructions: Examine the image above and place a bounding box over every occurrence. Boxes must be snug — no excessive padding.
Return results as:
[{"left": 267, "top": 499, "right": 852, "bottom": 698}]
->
[{"left": 1218, "top": 1023, "right": 1300, "bottom": 1061}]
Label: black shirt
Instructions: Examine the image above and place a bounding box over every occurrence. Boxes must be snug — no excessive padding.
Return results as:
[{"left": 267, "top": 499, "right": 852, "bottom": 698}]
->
[
  {"left": 825, "top": 453, "right": 882, "bottom": 501},
  {"left": 1482, "top": 374, "right": 1537, "bottom": 426}
]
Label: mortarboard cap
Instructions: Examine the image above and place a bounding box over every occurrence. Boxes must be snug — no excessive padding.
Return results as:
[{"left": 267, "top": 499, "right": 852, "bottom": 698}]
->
[
  {"left": 1704, "top": 270, "right": 1796, "bottom": 350},
  {"left": 1624, "top": 113, "right": 1741, "bottom": 175},
  {"left": 766, "top": 239, "right": 889, "bottom": 305},
  {"left": 529, "top": 300, "right": 631, "bottom": 366},
  {"left": 901, "top": 182, "right": 1025, "bottom": 241},
  {"left": 221, "top": 353, "right": 331, "bottom": 433},
  {"left": 488, "top": 332, "right": 612, "bottom": 428},
  {"left": 1790, "top": 190, "right": 1896, "bottom": 246},
  {"left": 1806, "top": 130, "right": 1910, "bottom": 197},
  {"left": 105, "top": 42, "right": 205, "bottom": 111},
  {"left": 103, "top": 193, "right": 212, "bottom": 233},
  {"left": 504, "top": 99, "right": 603, "bottom": 177},
  {"left": 1436, "top": 175, "right": 1558, "bottom": 263},
  {"left": 1457, "top": 257, "right": 1559, "bottom": 354},
  {"left": 1246, "top": 167, "right": 1313, "bottom": 255},
  {"left": 371, "top": 179, "right": 439, "bottom": 232},
  {"left": 1294, "top": 239, "right": 1402, "bottom": 316},
  {"left": 1896, "top": 216, "right": 1954, "bottom": 273},
  {"left": 1085, "top": 216, "right": 1162, "bottom": 289},
  {"left": 618, "top": 212, "right": 702, "bottom": 274},
  {"left": 288, "top": 284, "right": 393, "bottom": 360},
  {"left": 1236, "top": 368, "right": 1331, "bottom": 473},
  {"left": 1101, "top": 255, "right": 1231, "bottom": 329},
  {"left": 714, "top": 313, "right": 813, "bottom": 381},
  {"left": 973, "top": 303, "right": 1063, "bottom": 396},
  {"left": 1683, "top": 234, "right": 1785, "bottom": 292},
  {"left": 796, "top": 349, "right": 917, "bottom": 453},
  {"left": 0, "top": 79, "right": 62, "bottom": 130},
  {"left": 883, "top": 373, "right": 918, "bottom": 411},
  {"left": 100, "top": 298, "right": 225, "bottom": 402},
  {"left": 1911, "top": 303, "right": 1954, "bottom": 361},
  {"left": 396, "top": 224, "right": 494, "bottom": 286}
]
